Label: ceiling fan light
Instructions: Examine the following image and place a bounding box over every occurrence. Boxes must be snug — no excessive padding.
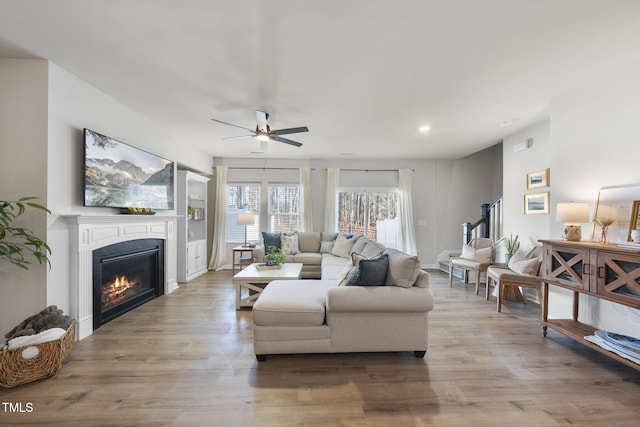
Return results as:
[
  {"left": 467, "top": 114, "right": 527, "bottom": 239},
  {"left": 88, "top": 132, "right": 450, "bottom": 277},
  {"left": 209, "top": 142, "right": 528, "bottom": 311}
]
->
[{"left": 256, "top": 134, "right": 270, "bottom": 142}]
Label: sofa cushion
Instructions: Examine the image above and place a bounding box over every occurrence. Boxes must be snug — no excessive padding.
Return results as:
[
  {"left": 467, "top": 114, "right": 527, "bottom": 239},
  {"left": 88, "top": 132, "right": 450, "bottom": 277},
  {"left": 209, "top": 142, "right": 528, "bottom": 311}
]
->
[
  {"left": 336, "top": 259, "right": 358, "bottom": 287},
  {"left": 508, "top": 252, "right": 541, "bottom": 275},
  {"left": 384, "top": 248, "right": 422, "bottom": 288},
  {"left": 253, "top": 280, "right": 336, "bottom": 327},
  {"left": 281, "top": 233, "right": 300, "bottom": 255},
  {"left": 293, "top": 252, "right": 322, "bottom": 265},
  {"left": 345, "top": 253, "right": 389, "bottom": 286},
  {"left": 298, "top": 232, "right": 321, "bottom": 253},
  {"left": 321, "top": 232, "right": 338, "bottom": 242},
  {"left": 350, "top": 236, "right": 369, "bottom": 256},
  {"left": 321, "top": 254, "right": 350, "bottom": 281},
  {"left": 262, "top": 232, "right": 281, "bottom": 250},
  {"left": 332, "top": 234, "right": 358, "bottom": 258},
  {"left": 461, "top": 244, "right": 492, "bottom": 263},
  {"left": 320, "top": 241, "right": 334, "bottom": 254},
  {"left": 360, "top": 241, "right": 386, "bottom": 259}
]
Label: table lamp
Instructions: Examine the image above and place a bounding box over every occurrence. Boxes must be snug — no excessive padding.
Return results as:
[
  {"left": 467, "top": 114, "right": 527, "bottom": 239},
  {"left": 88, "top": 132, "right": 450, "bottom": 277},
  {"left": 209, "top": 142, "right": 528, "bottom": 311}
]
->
[
  {"left": 237, "top": 212, "right": 255, "bottom": 247},
  {"left": 556, "top": 202, "right": 589, "bottom": 241}
]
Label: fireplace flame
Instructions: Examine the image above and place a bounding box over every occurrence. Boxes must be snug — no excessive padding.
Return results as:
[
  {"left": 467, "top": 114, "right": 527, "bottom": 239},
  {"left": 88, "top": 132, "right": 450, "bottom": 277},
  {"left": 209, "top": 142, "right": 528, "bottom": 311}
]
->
[{"left": 103, "top": 275, "right": 141, "bottom": 310}]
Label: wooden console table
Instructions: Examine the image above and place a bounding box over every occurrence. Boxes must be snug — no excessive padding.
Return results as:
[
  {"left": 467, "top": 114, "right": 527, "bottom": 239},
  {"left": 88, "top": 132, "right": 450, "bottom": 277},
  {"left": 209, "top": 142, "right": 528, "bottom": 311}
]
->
[{"left": 540, "top": 239, "right": 640, "bottom": 370}]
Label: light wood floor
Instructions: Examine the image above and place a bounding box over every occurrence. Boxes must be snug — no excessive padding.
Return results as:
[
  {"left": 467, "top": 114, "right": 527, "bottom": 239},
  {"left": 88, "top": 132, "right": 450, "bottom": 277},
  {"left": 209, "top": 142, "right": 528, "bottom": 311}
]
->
[{"left": 2, "top": 270, "right": 640, "bottom": 426}]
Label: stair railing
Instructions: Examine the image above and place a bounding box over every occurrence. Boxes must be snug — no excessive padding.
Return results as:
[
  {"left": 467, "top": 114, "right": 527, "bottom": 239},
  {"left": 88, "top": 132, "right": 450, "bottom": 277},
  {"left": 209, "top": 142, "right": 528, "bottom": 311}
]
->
[{"left": 462, "top": 195, "right": 503, "bottom": 244}]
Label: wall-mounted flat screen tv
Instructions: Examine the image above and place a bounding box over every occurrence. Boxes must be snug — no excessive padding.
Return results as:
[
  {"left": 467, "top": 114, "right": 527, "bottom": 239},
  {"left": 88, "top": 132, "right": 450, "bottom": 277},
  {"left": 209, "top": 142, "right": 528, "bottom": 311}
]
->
[{"left": 84, "top": 128, "right": 175, "bottom": 210}]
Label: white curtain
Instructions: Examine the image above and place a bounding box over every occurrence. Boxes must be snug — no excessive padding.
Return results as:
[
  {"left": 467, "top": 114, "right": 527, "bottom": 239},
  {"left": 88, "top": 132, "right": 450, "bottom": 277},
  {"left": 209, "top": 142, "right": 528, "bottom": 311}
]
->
[
  {"left": 299, "top": 167, "right": 314, "bottom": 231},
  {"left": 208, "top": 166, "right": 228, "bottom": 271},
  {"left": 398, "top": 168, "right": 418, "bottom": 255},
  {"left": 323, "top": 168, "right": 340, "bottom": 232}
]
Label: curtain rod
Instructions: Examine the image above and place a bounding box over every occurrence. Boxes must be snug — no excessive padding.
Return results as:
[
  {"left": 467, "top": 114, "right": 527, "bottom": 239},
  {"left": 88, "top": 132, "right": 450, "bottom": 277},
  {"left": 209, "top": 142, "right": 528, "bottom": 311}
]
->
[
  {"left": 212, "top": 166, "right": 414, "bottom": 172},
  {"left": 332, "top": 168, "right": 415, "bottom": 172},
  {"left": 213, "top": 167, "right": 315, "bottom": 171}
]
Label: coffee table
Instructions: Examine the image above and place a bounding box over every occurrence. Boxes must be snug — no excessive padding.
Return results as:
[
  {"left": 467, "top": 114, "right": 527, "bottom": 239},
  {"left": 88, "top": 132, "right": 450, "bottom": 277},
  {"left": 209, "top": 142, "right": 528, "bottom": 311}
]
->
[{"left": 233, "top": 263, "right": 303, "bottom": 309}]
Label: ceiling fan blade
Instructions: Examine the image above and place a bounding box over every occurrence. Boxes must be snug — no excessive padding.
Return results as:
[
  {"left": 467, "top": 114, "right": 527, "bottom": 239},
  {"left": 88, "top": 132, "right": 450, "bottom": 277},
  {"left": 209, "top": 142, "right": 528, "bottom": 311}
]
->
[
  {"left": 222, "top": 134, "right": 255, "bottom": 141},
  {"left": 270, "top": 126, "right": 309, "bottom": 136},
  {"left": 256, "top": 110, "right": 269, "bottom": 132},
  {"left": 210, "top": 118, "right": 254, "bottom": 133},
  {"left": 272, "top": 136, "right": 303, "bottom": 147}
]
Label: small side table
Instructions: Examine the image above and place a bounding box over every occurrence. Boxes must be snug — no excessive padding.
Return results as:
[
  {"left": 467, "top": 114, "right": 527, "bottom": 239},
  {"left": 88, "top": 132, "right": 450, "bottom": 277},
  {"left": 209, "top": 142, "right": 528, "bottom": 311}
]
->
[{"left": 232, "top": 245, "right": 255, "bottom": 274}]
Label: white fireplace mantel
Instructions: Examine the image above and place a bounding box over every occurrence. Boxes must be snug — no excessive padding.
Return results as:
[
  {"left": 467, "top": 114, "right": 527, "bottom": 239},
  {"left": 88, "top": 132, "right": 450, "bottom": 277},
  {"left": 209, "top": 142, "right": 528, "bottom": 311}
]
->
[{"left": 63, "top": 214, "right": 179, "bottom": 340}]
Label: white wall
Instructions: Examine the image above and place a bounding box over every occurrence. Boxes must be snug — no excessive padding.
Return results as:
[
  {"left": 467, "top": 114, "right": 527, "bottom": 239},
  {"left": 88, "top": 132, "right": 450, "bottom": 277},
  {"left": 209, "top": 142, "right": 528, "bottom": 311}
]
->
[
  {"left": 503, "top": 58, "right": 640, "bottom": 338},
  {"left": 0, "top": 59, "right": 48, "bottom": 333},
  {"left": 502, "top": 121, "right": 551, "bottom": 255}
]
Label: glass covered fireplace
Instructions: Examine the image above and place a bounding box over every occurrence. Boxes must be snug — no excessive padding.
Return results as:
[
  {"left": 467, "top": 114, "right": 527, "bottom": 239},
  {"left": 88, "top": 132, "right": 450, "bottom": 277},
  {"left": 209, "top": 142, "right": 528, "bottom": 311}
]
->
[{"left": 92, "top": 238, "right": 165, "bottom": 330}]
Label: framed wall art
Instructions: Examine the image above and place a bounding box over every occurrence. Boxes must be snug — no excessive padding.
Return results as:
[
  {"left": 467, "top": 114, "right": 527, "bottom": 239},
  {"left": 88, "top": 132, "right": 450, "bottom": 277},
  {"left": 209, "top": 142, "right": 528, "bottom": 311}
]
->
[
  {"left": 524, "top": 192, "right": 549, "bottom": 214},
  {"left": 526, "top": 168, "right": 550, "bottom": 189}
]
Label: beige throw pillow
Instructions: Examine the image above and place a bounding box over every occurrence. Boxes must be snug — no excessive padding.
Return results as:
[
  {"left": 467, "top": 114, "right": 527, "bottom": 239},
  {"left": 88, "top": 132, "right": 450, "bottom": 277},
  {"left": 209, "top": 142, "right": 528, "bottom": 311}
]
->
[
  {"left": 332, "top": 234, "right": 357, "bottom": 258},
  {"left": 384, "top": 249, "right": 422, "bottom": 287},
  {"left": 280, "top": 233, "right": 299, "bottom": 255},
  {"left": 508, "top": 252, "right": 541, "bottom": 275},
  {"left": 461, "top": 244, "right": 492, "bottom": 263}
]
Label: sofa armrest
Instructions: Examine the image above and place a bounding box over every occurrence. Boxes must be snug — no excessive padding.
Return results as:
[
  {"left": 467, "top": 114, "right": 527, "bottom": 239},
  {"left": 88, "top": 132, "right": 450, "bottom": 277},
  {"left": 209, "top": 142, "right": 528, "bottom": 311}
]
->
[
  {"left": 414, "top": 270, "right": 429, "bottom": 288},
  {"left": 327, "top": 286, "right": 433, "bottom": 313},
  {"left": 252, "top": 245, "right": 265, "bottom": 263}
]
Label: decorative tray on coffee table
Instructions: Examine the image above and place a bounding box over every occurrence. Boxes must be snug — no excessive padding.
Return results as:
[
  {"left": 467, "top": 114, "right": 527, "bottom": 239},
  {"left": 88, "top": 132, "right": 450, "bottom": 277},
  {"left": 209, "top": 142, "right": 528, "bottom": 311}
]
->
[{"left": 255, "top": 263, "right": 283, "bottom": 271}]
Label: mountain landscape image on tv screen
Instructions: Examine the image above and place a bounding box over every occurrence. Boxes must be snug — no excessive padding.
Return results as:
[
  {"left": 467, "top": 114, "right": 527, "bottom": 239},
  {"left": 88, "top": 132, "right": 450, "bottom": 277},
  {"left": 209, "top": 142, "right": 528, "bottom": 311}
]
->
[{"left": 84, "top": 129, "right": 174, "bottom": 210}]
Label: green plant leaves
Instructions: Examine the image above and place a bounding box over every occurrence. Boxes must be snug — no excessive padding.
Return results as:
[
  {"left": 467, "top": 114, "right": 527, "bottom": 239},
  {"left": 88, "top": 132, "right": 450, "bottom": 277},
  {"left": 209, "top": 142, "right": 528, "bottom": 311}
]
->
[{"left": 0, "top": 197, "right": 51, "bottom": 269}]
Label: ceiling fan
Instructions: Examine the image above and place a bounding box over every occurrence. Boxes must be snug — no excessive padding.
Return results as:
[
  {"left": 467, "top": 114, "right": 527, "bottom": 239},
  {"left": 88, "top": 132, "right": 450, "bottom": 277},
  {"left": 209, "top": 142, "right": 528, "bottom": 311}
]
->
[{"left": 210, "top": 110, "right": 308, "bottom": 147}]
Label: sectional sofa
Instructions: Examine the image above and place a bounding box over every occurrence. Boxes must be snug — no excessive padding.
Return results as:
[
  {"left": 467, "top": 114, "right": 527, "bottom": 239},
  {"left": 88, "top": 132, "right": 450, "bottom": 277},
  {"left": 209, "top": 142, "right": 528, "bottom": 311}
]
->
[
  {"left": 251, "top": 231, "right": 434, "bottom": 360},
  {"left": 251, "top": 231, "right": 387, "bottom": 278}
]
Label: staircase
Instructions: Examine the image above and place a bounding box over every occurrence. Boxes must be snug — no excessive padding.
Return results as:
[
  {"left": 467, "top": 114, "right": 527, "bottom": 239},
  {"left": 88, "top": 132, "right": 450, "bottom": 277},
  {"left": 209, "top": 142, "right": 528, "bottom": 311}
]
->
[{"left": 438, "top": 195, "right": 504, "bottom": 275}]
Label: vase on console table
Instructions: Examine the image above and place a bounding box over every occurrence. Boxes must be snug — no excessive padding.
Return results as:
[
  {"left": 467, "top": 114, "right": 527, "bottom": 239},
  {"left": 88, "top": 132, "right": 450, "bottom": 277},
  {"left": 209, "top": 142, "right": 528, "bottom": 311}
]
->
[{"left": 596, "top": 217, "right": 615, "bottom": 244}]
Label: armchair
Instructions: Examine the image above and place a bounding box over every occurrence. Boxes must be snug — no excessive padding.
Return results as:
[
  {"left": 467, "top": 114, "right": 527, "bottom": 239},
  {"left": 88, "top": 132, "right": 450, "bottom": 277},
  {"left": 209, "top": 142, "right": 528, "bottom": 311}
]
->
[{"left": 448, "top": 237, "right": 494, "bottom": 295}]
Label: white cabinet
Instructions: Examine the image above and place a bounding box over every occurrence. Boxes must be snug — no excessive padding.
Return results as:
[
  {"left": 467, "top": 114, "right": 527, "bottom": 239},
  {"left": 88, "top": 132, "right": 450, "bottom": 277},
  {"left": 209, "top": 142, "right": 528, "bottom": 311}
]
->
[
  {"left": 177, "top": 171, "right": 210, "bottom": 282},
  {"left": 186, "top": 240, "right": 207, "bottom": 278}
]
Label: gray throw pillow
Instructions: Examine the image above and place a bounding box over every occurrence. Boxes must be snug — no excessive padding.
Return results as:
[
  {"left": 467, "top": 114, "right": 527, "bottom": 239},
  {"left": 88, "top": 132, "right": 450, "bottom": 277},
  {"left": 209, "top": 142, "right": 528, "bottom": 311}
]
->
[{"left": 345, "top": 253, "right": 389, "bottom": 286}]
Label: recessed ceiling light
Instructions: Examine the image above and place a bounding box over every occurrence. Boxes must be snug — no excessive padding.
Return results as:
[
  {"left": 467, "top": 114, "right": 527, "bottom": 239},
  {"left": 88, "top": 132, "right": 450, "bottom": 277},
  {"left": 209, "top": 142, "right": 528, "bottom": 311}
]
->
[
  {"left": 250, "top": 151, "right": 264, "bottom": 155},
  {"left": 340, "top": 152, "right": 353, "bottom": 156},
  {"left": 418, "top": 125, "right": 431, "bottom": 133}
]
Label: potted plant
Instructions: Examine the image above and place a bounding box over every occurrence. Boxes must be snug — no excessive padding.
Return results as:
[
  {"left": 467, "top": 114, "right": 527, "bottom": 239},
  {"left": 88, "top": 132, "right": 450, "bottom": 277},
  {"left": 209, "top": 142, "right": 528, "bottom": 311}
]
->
[
  {"left": 0, "top": 197, "right": 51, "bottom": 270},
  {"left": 264, "top": 245, "right": 285, "bottom": 266},
  {"left": 505, "top": 233, "right": 520, "bottom": 264}
]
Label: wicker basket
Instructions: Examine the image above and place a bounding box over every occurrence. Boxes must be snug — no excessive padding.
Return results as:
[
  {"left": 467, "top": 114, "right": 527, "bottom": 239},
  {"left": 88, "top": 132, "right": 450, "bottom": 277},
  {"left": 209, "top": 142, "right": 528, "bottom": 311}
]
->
[{"left": 0, "top": 320, "right": 76, "bottom": 388}]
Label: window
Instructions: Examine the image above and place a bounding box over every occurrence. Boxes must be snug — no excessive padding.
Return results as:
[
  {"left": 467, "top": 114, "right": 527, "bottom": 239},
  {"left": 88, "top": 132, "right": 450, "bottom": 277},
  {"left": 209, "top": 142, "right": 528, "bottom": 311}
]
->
[
  {"left": 338, "top": 190, "right": 398, "bottom": 246},
  {"left": 226, "top": 184, "right": 260, "bottom": 243},
  {"left": 269, "top": 184, "right": 301, "bottom": 233}
]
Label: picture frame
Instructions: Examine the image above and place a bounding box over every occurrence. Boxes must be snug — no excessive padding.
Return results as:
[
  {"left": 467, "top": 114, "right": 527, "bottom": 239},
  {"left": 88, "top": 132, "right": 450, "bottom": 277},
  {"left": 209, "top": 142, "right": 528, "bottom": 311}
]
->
[
  {"left": 591, "top": 184, "right": 640, "bottom": 243},
  {"left": 526, "top": 168, "right": 550, "bottom": 189},
  {"left": 524, "top": 192, "right": 549, "bottom": 215}
]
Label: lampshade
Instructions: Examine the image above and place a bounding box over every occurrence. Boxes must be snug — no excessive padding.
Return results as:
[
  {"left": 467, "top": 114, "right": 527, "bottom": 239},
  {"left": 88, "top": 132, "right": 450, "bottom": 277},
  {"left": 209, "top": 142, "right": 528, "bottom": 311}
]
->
[
  {"left": 556, "top": 202, "right": 589, "bottom": 242},
  {"left": 237, "top": 212, "right": 255, "bottom": 226},
  {"left": 556, "top": 202, "right": 589, "bottom": 223}
]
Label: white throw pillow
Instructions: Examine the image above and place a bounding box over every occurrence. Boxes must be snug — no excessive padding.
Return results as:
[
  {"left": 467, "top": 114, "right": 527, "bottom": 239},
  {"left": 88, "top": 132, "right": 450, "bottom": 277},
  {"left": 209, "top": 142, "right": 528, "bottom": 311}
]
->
[
  {"left": 508, "top": 252, "right": 541, "bottom": 275},
  {"left": 331, "top": 234, "right": 357, "bottom": 258},
  {"left": 461, "top": 244, "right": 492, "bottom": 263},
  {"left": 280, "top": 233, "right": 299, "bottom": 255},
  {"left": 320, "top": 241, "right": 334, "bottom": 254}
]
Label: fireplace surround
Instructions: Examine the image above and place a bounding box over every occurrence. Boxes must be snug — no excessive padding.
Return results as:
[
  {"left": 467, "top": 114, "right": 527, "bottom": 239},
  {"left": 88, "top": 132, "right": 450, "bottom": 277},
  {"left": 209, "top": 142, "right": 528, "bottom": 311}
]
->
[{"left": 64, "top": 215, "right": 179, "bottom": 340}]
